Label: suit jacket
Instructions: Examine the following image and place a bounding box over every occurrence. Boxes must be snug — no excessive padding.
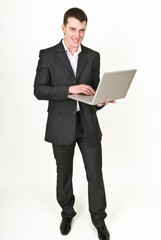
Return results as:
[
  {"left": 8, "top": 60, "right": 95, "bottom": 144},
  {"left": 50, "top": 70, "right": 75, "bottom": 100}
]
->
[{"left": 34, "top": 40, "right": 103, "bottom": 146}]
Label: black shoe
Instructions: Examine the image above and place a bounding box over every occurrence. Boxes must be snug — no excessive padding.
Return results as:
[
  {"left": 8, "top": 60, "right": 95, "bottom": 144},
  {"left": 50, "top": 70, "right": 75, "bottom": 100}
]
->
[
  {"left": 97, "top": 224, "right": 110, "bottom": 240},
  {"left": 60, "top": 217, "right": 73, "bottom": 235}
]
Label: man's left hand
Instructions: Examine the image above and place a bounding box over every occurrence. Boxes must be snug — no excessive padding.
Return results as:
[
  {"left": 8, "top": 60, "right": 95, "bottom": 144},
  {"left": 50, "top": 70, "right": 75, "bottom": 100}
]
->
[{"left": 96, "top": 98, "right": 116, "bottom": 106}]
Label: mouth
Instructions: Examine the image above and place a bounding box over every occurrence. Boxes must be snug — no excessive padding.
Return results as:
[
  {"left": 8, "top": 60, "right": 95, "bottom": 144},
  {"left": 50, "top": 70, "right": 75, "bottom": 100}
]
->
[{"left": 72, "top": 39, "right": 80, "bottom": 44}]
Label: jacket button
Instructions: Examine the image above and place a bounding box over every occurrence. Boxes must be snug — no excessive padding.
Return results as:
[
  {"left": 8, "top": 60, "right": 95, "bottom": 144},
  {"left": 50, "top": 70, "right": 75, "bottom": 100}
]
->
[{"left": 73, "top": 111, "right": 76, "bottom": 114}]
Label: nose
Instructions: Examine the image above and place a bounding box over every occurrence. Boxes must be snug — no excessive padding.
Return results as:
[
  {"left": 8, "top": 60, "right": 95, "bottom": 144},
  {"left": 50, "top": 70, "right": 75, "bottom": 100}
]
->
[{"left": 75, "top": 30, "right": 80, "bottom": 39}]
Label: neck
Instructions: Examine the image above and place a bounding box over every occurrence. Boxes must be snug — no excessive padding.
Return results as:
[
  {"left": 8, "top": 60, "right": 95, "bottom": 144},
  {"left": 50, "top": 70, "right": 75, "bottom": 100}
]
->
[
  {"left": 64, "top": 39, "right": 79, "bottom": 56},
  {"left": 69, "top": 48, "right": 78, "bottom": 56}
]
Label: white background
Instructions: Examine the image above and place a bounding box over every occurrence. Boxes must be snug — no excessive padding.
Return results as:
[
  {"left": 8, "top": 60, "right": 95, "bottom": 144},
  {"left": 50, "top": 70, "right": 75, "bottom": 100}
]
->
[{"left": 0, "top": 0, "right": 161, "bottom": 239}]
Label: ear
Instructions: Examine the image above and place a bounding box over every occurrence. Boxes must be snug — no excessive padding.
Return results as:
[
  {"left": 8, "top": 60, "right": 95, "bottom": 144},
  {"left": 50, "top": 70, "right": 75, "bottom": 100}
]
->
[{"left": 61, "top": 24, "right": 65, "bottom": 33}]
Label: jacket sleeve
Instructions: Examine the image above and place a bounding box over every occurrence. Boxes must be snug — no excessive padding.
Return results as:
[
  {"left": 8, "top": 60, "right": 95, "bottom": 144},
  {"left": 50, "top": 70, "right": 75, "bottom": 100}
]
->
[{"left": 34, "top": 50, "right": 69, "bottom": 101}]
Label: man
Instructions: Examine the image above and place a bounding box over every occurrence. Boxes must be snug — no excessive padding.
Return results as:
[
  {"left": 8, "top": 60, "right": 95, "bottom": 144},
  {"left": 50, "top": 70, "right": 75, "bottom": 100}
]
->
[{"left": 34, "top": 8, "right": 115, "bottom": 240}]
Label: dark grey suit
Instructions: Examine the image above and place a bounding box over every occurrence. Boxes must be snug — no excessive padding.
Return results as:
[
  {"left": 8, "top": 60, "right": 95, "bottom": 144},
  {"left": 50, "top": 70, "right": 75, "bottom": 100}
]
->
[{"left": 34, "top": 41, "right": 107, "bottom": 227}]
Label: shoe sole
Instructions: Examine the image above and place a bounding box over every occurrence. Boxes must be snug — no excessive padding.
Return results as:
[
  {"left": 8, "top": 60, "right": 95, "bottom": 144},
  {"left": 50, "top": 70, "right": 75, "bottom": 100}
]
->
[{"left": 60, "top": 227, "right": 71, "bottom": 235}]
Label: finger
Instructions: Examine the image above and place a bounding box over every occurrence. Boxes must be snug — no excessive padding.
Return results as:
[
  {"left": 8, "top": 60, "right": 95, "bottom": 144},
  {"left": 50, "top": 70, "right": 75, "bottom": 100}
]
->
[
  {"left": 83, "top": 88, "right": 95, "bottom": 95},
  {"left": 81, "top": 87, "right": 95, "bottom": 95},
  {"left": 96, "top": 104, "right": 103, "bottom": 106},
  {"left": 105, "top": 98, "right": 109, "bottom": 105},
  {"left": 81, "top": 85, "right": 95, "bottom": 95},
  {"left": 96, "top": 102, "right": 105, "bottom": 106},
  {"left": 81, "top": 89, "right": 93, "bottom": 95},
  {"left": 88, "top": 87, "right": 95, "bottom": 95}
]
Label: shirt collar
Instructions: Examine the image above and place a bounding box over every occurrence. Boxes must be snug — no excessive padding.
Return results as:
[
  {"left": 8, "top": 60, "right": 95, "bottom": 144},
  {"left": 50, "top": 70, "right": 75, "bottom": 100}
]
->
[{"left": 62, "top": 39, "right": 81, "bottom": 57}]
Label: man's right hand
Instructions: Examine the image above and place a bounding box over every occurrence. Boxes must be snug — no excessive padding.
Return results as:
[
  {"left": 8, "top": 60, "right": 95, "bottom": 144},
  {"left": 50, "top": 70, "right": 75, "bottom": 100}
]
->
[{"left": 69, "top": 84, "right": 95, "bottom": 96}]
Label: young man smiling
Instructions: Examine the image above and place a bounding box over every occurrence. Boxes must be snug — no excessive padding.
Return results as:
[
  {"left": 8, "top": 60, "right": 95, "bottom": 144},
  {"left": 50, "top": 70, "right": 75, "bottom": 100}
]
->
[
  {"left": 34, "top": 7, "right": 115, "bottom": 240},
  {"left": 62, "top": 17, "right": 86, "bottom": 55}
]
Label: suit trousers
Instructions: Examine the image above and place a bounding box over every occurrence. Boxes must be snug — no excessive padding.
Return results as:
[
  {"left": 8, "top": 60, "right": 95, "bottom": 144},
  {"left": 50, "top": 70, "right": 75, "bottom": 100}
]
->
[{"left": 52, "top": 111, "right": 107, "bottom": 227}]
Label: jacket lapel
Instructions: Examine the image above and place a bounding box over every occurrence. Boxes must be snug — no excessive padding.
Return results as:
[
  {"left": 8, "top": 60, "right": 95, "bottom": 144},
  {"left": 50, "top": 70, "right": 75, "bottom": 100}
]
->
[
  {"left": 76, "top": 45, "right": 88, "bottom": 80},
  {"left": 55, "top": 41, "right": 74, "bottom": 76},
  {"left": 55, "top": 41, "right": 89, "bottom": 80}
]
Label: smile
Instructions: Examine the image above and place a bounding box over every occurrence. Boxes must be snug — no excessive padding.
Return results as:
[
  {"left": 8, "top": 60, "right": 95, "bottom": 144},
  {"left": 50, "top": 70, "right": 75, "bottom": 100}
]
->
[{"left": 73, "top": 39, "right": 79, "bottom": 43}]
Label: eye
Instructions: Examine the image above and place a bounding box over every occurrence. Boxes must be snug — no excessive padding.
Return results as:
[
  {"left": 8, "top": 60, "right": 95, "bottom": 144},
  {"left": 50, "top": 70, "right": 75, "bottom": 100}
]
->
[{"left": 80, "top": 29, "right": 85, "bottom": 33}]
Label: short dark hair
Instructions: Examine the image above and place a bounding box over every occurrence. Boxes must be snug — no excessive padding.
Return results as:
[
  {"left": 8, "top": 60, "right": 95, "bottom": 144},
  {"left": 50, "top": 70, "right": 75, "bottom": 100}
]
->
[{"left": 63, "top": 8, "right": 88, "bottom": 26}]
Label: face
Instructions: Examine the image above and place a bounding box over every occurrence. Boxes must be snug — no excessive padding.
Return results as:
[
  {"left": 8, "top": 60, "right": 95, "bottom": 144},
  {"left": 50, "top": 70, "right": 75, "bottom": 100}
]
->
[{"left": 62, "top": 17, "right": 86, "bottom": 53}]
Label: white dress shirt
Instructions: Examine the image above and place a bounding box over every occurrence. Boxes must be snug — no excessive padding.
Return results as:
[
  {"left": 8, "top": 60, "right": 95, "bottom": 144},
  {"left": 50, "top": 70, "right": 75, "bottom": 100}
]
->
[{"left": 62, "top": 39, "right": 81, "bottom": 111}]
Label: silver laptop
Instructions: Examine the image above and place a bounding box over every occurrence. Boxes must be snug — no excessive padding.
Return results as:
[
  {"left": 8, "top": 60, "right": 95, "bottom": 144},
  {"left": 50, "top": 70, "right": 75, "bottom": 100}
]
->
[{"left": 68, "top": 69, "right": 137, "bottom": 105}]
